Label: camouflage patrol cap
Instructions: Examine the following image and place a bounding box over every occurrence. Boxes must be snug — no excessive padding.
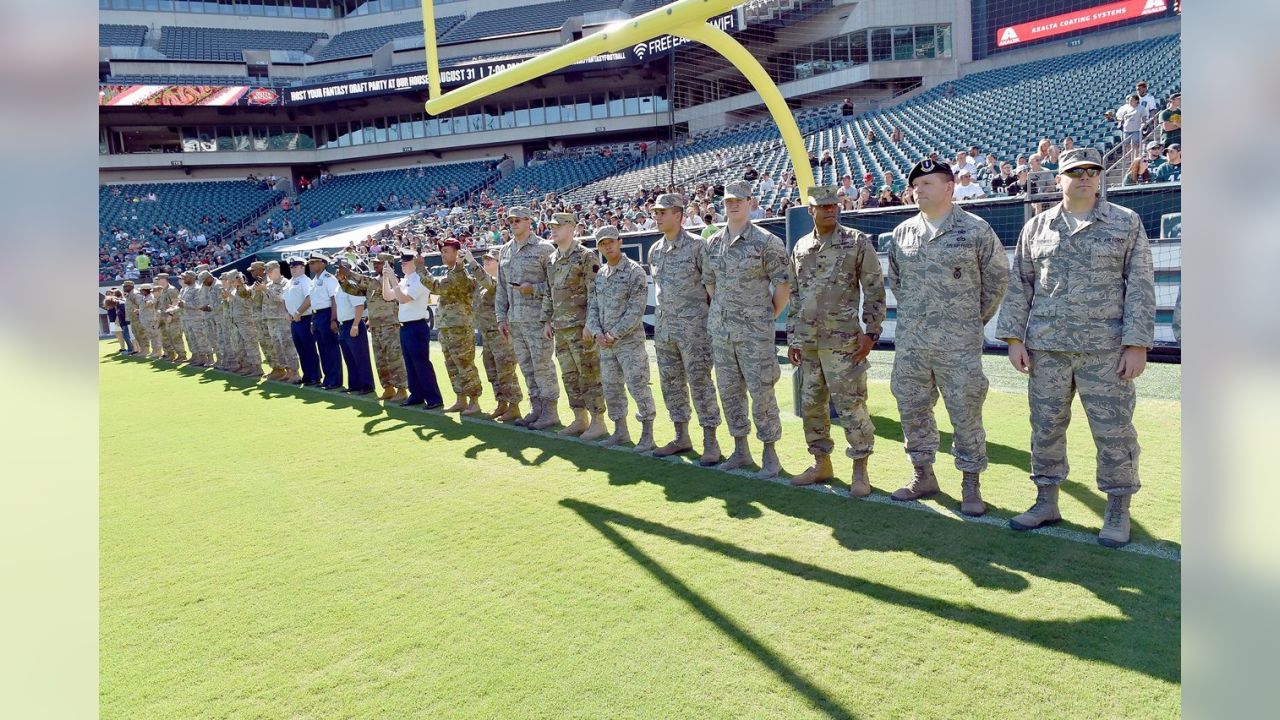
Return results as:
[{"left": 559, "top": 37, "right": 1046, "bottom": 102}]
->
[
  {"left": 122, "top": 279, "right": 135, "bottom": 287},
  {"left": 264, "top": 260, "right": 280, "bottom": 270},
  {"left": 506, "top": 206, "right": 533, "bottom": 220},
  {"left": 908, "top": 158, "right": 953, "bottom": 185},
  {"left": 484, "top": 247, "right": 501, "bottom": 260},
  {"left": 653, "top": 193, "right": 685, "bottom": 210},
  {"left": 1058, "top": 147, "right": 1104, "bottom": 173},
  {"left": 180, "top": 270, "right": 196, "bottom": 279},
  {"left": 806, "top": 185, "right": 840, "bottom": 206},
  {"left": 547, "top": 212, "right": 576, "bottom": 226},
  {"left": 139, "top": 283, "right": 152, "bottom": 291},
  {"left": 723, "top": 180, "right": 754, "bottom": 200},
  {"left": 153, "top": 272, "right": 169, "bottom": 280},
  {"left": 375, "top": 252, "right": 396, "bottom": 263},
  {"left": 197, "top": 270, "right": 213, "bottom": 280},
  {"left": 594, "top": 226, "right": 621, "bottom": 242},
  {"left": 195, "top": 263, "right": 210, "bottom": 271},
  {"left": 248, "top": 260, "right": 266, "bottom": 271}
]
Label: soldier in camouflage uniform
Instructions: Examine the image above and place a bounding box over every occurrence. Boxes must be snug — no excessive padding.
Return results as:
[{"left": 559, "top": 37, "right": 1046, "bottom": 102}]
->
[
  {"left": 587, "top": 226, "right": 656, "bottom": 451},
  {"left": 887, "top": 159, "right": 1010, "bottom": 516},
  {"left": 338, "top": 253, "right": 408, "bottom": 401},
  {"left": 246, "top": 261, "right": 282, "bottom": 379},
  {"left": 464, "top": 246, "right": 523, "bottom": 421},
  {"left": 419, "top": 239, "right": 482, "bottom": 414},
  {"left": 121, "top": 280, "right": 148, "bottom": 356},
  {"left": 496, "top": 206, "right": 560, "bottom": 428},
  {"left": 262, "top": 261, "right": 299, "bottom": 383},
  {"left": 543, "top": 212, "right": 607, "bottom": 437},
  {"left": 136, "top": 283, "right": 161, "bottom": 357},
  {"left": 997, "top": 147, "right": 1155, "bottom": 548},
  {"left": 153, "top": 273, "right": 186, "bottom": 362},
  {"left": 703, "top": 180, "right": 792, "bottom": 479},
  {"left": 228, "top": 270, "right": 263, "bottom": 376},
  {"left": 211, "top": 272, "right": 234, "bottom": 371},
  {"left": 648, "top": 193, "right": 722, "bottom": 464},
  {"left": 195, "top": 271, "right": 220, "bottom": 369},
  {"left": 176, "top": 270, "right": 213, "bottom": 366},
  {"left": 786, "top": 186, "right": 886, "bottom": 495}
]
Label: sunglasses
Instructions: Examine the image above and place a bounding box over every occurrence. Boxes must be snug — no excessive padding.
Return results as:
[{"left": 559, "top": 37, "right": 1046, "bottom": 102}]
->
[{"left": 1063, "top": 167, "right": 1101, "bottom": 178}]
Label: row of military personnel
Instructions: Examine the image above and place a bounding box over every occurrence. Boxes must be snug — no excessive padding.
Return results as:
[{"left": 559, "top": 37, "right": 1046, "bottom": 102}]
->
[{"left": 120, "top": 149, "right": 1154, "bottom": 549}]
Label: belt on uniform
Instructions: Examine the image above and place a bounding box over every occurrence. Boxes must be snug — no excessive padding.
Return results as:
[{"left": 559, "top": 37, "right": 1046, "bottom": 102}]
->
[{"left": 400, "top": 318, "right": 427, "bottom": 327}]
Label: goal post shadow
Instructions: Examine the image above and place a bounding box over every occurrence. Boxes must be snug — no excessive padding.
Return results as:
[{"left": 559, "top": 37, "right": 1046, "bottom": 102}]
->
[{"left": 420, "top": 0, "right": 816, "bottom": 198}]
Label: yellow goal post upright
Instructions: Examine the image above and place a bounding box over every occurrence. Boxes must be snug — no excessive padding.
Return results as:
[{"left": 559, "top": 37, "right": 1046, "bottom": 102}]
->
[{"left": 420, "top": 0, "right": 815, "bottom": 198}]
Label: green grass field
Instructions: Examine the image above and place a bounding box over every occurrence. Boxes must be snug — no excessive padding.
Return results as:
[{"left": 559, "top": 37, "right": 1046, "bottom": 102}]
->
[{"left": 100, "top": 340, "right": 1180, "bottom": 719}]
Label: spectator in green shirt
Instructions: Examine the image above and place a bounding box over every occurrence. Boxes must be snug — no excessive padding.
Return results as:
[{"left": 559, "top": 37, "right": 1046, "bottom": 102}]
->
[
  {"left": 134, "top": 252, "right": 150, "bottom": 271},
  {"left": 1152, "top": 144, "right": 1181, "bottom": 183}
]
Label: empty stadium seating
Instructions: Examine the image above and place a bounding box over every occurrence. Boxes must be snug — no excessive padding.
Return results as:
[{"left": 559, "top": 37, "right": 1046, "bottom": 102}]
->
[
  {"left": 158, "top": 26, "right": 327, "bottom": 62},
  {"left": 494, "top": 155, "right": 637, "bottom": 202},
  {"left": 100, "top": 24, "right": 147, "bottom": 47},
  {"left": 315, "top": 16, "right": 464, "bottom": 61},
  {"left": 442, "top": 0, "right": 623, "bottom": 45},
  {"left": 99, "top": 181, "right": 285, "bottom": 249}
]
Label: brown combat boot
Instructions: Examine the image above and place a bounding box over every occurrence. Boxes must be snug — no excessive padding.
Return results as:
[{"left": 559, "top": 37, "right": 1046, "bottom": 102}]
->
[
  {"left": 443, "top": 394, "right": 467, "bottom": 412},
  {"left": 960, "top": 471, "right": 986, "bottom": 516},
  {"left": 391, "top": 387, "right": 408, "bottom": 403},
  {"left": 600, "top": 418, "right": 631, "bottom": 447},
  {"left": 498, "top": 402, "right": 523, "bottom": 423},
  {"left": 1009, "top": 486, "right": 1062, "bottom": 531},
  {"left": 849, "top": 458, "right": 871, "bottom": 498},
  {"left": 699, "top": 427, "right": 722, "bottom": 466},
  {"left": 891, "top": 464, "right": 940, "bottom": 501},
  {"left": 558, "top": 408, "right": 590, "bottom": 436},
  {"left": 579, "top": 412, "right": 608, "bottom": 441},
  {"left": 756, "top": 442, "right": 783, "bottom": 479},
  {"left": 379, "top": 384, "right": 397, "bottom": 400},
  {"left": 1097, "top": 494, "right": 1133, "bottom": 548},
  {"left": 531, "top": 400, "right": 562, "bottom": 430},
  {"left": 460, "top": 396, "right": 483, "bottom": 415},
  {"left": 487, "top": 400, "right": 509, "bottom": 419},
  {"left": 515, "top": 398, "right": 541, "bottom": 427},
  {"left": 653, "top": 422, "right": 693, "bottom": 457},
  {"left": 633, "top": 420, "right": 656, "bottom": 453},
  {"left": 718, "top": 437, "right": 754, "bottom": 471},
  {"left": 791, "top": 453, "right": 835, "bottom": 486}
]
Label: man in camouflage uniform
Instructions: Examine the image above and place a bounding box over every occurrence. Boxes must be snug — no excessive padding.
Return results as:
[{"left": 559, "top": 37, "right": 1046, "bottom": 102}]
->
[
  {"left": 997, "top": 147, "right": 1155, "bottom": 548},
  {"left": 703, "top": 180, "right": 792, "bottom": 479},
  {"left": 648, "top": 193, "right": 722, "bottom": 464},
  {"left": 246, "top": 261, "right": 282, "bottom": 379},
  {"left": 153, "top": 273, "right": 186, "bottom": 362},
  {"left": 496, "top": 206, "right": 560, "bottom": 428},
  {"left": 543, "top": 212, "right": 607, "bottom": 437},
  {"left": 195, "top": 271, "right": 220, "bottom": 369},
  {"left": 211, "top": 272, "right": 234, "bottom": 372},
  {"left": 419, "top": 239, "right": 482, "bottom": 414},
  {"left": 121, "top": 280, "right": 148, "bottom": 356},
  {"left": 338, "top": 253, "right": 409, "bottom": 401},
  {"left": 887, "top": 158, "right": 1010, "bottom": 516},
  {"left": 587, "top": 226, "right": 656, "bottom": 451},
  {"left": 176, "top": 270, "right": 213, "bottom": 366},
  {"left": 464, "top": 246, "right": 523, "bottom": 421},
  {"left": 228, "top": 270, "right": 262, "bottom": 376},
  {"left": 136, "top": 283, "right": 161, "bottom": 357},
  {"left": 787, "top": 186, "right": 886, "bottom": 495},
  {"left": 262, "top": 260, "right": 300, "bottom": 383}
]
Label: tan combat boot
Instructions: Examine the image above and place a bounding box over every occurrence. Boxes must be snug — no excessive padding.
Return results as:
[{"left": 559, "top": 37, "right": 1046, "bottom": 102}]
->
[
  {"left": 515, "top": 398, "right": 541, "bottom": 427},
  {"left": 653, "top": 422, "right": 693, "bottom": 457},
  {"left": 891, "top": 464, "right": 940, "bottom": 501},
  {"left": 699, "top": 427, "right": 722, "bottom": 466},
  {"left": 960, "top": 471, "right": 986, "bottom": 517},
  {"left": 498, "top": 402, "right": 524, "bottom": 423},
  {"left": 1009, "top": 486, "right": 1062, "bottom": 531},
  {"left": 379, "top": 384, "right": 397, "bottom": 401},
  {"left": 487, "top": 400, "right": 509, "bottom": 419},
  {"left": 633, "top": 420, "right": 656, "bottom": 453},
  {"left": 849, "top": 458, "right": 872, "bottom": 498},
  {"left": 443, "top": 394, "right": 466, "bottom": 413},
  {"left": 791, "top": 453, "right": 834, "bottom": 487},
  {"left": 391, "top": 387, "right": 409, "bottom": 403},
  {"left": 531, "top": 400, "right": 562, "bottom": 430},
  {"left": 756, "top": 442, "right": 783, "bottom": 479},
  {"left": 579, "top": 412, "right": 609, "bottom": 441},
  {"left": 1097, "top": 494, "right": 1132, "bottom": 548},
  {"left": 460, "top": 396, "right": 483, "bottom": 415},
  {"left": 600, "top": 418, "right": 631, "bottom": 447},
  {"left": 718, "top": 437, "right": 754, "bottom": 471},
  {"left": 558, "top": 408, "right": 590, "bottom": 436}
]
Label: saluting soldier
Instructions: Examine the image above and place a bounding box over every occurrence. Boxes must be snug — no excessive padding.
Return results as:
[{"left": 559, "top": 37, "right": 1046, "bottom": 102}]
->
[
  {"left": 262, "top": 260, "right": 300, "bottom": 383},
  {"left": 246, "top": 261, "right": 282, "bottom": 380},
  {"left": 543, "top": 212, "right": 607, "bottom": 437},
  {"left": 886, "top": 158, "right": 1009, "bottom": 516},
  {"left": 227, "top": 270, "right": 262, "bottom": 376},
  {"left": 648, "top": 192, "right": 722, "bottom": 464},
  {"left": 195, "top": 271, "right": 221, "bottom": 369},
  {"left": 418, "top": 239, "right": 482, "bottom": 414},
  {"left": 464, "top": 246, "right": 523, "bottom": 421},
  {"left": 997, "top": 147, "right": 1155, "bottom": 548},
  {"left": 586, "top": 226, "right": 656, "bottom": 451},
  {"left": 337, "top": 252, "right": 409, "bottom": 402},
  {"left": 786, "top": 185, "right": 886, "bottom": 495},
  {"left": 152, "top": 273, "right": 185, "bottom": 362},
  {"left": 703, "top": 180, "right": 792, "bottom": 479},
  {"left": 496, "top": 206, "right": 560, "bottom": 428}
]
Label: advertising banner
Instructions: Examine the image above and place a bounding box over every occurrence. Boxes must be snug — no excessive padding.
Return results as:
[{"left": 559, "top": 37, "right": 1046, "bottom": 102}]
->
[{"left": 996, "top": 0, "right": 1168, "bottom": 47}]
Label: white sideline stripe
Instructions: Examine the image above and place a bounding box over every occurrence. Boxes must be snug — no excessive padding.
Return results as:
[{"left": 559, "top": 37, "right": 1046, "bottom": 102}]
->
[{"left": 250, "top": 373, "right": 1181, "bottom": 563}]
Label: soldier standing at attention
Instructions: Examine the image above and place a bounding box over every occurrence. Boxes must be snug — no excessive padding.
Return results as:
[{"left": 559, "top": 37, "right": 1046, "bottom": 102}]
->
[
  {"left": 121, "top": 280, "right": 147, "bottom": 356},
  {"left": 136, "top": 283, "right": 160, "bottom": 358},
  {"left": 419, "top": 239, "right": 482, "bottom": 414},
  {"left": 786, "top": 186, "right": 886, "bottom": 494},
  {"left": 648, "top": 193, "right": 722, "bottom": 465},
  {"left": 262, "top": 261, "right": 300, "bottom": 384},
  {"left": 464, "top": 246, "right": 523, "bottom": 421},
  {"left": 381, "top": 249, "right": 445, "bottom": 409},
  {"left": 195, "top": 271, "right": 220, "bottom": 369},
  {"left": 334, "top": 259, "right": 376, "bottom": 395},
  {"left": 997, "top": 147, "right": 1155, "bottom": 548},
  {"left": 586, "top": 226, "right": 656, "bottom": 451},
  {"left": 153, "top": 273, "right": 185, "bottom": 362},
  {"left": 886, "top": 158, "right": 1009, "bottom": 516},
  {"left": 284, "top": 257, "right": 322, "bottom": 386},
  {"left": 338, "top": 253, "right": 408, "bottom": 402},
  {"left": 176, "top": 270, "right": 212, "bottom": 367},
  {"left": 703, "top": 180, "right": 792, "bottom": 479},
  {"left": 246, "top": 261, "right": 281, "bottom": 380},
  {"left": 543, "top": 212, "right": 607, "bottom": 437},
  {"left": 496, "top": 206, "right": 560, "bottom": 428}
]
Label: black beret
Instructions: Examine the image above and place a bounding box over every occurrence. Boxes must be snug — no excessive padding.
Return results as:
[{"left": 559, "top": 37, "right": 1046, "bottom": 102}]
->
[{"left": 907, "top": 158, "right": 954, "bottom": 185}]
